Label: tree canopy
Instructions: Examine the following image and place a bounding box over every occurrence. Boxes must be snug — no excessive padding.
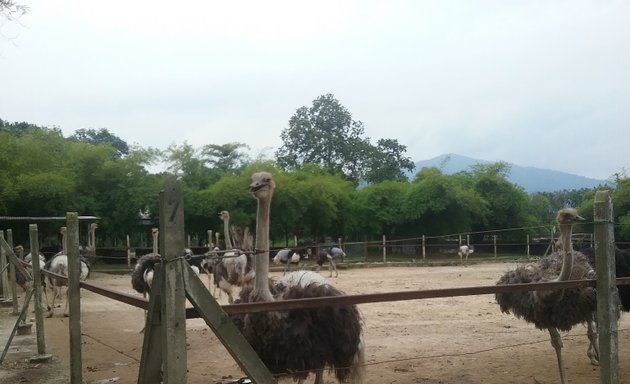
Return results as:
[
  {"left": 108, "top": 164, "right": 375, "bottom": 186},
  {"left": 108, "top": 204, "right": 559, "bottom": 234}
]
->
[{"left": 276, "top": 94, "right": 414, "bottom": 184}]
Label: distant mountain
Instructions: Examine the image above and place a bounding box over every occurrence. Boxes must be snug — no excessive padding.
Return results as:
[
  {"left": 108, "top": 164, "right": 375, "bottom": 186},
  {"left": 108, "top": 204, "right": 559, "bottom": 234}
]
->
[{"left": 407, "top": 154, "right": 610, "bottom": 193}]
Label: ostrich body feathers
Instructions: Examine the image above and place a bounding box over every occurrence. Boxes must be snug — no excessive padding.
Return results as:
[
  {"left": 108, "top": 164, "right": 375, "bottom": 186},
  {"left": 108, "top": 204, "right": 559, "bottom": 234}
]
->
[
  {"left": 496, "top": 251, "right": 596, "bottom": 331},
  {"left": 235, "top": 271, "right": 364, "bottom": 382}
]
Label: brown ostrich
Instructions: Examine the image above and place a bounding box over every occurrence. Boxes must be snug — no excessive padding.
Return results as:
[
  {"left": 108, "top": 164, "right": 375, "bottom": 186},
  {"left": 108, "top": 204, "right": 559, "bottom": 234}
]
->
[
  {"left": 495, "top": 208, "right": 603, "bottom": 384},
  {"left": 235, "top": 171, "right": 365, "bottom": 384}
]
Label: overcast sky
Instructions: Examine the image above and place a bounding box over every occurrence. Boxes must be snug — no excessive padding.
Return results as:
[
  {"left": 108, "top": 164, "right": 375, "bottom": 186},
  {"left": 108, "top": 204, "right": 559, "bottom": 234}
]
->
[{"left": 1, "top": 1, "right": 628, "bottom": 180}]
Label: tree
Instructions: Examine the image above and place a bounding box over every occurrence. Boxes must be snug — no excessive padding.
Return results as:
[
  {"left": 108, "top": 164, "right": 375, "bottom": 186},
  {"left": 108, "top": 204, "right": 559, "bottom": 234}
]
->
[
  {"left": 470, "top": 162, "right": 529, "bottom": 236},
  {"left": 202, "top": 142, "right": 251, "bottom": 173},
  {"left": 0, "top": 1, "right": 27, "bottom": 21},
  {"left": 276, "top": 94, "right": 370, "bottom": 182},
  {"left": 356, "top": 180, "right": 410, "bottom": 237},
  {"left": 69, "top": 128, "right": 130, "bottom": 158},
  {"left": 363, "top": 139, "right": 415, "bottom": 183}
]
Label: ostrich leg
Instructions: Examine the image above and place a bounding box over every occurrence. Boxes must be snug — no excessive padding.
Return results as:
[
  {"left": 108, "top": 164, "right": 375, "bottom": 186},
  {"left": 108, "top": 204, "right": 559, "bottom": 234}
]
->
[
  {"left": 330, "top": 258, "right": 338, "bottom": 278},
  {"left": 586, "top": 319, "right": 599, "bottom": 365},
  {"left": 548, "top": 327, "right": 568, "bottom": 384}
]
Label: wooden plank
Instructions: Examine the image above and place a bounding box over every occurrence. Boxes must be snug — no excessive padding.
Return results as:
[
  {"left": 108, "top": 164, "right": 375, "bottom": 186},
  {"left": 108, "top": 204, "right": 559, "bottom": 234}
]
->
[
  {"left": 0, "top": 230, "right": 7, "bottom": 299},
  {"left": 138, "top": 264, "right": 164, "bottom": 384},
  {"left": 594, "top": 190, "right": 619, "bottom": 384},
  {"left": 182, "top": 263, "right": 277, "bottom": 383},
  {"left": 66, "top": 213, "right": 83, "bottom": 384},
  {"left": 0, "top": 288, "right": 34, "bottom": 363},
  {"left": 29, "top": 225, "right": 47, "bottom": 355},
  {"left": 158, "top": 175, "right": 187, "bottom": 384}
]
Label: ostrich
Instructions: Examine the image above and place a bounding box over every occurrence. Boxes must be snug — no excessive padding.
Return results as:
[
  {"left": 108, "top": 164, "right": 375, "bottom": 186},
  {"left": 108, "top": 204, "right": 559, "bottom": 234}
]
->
[
  {"left": 13, "top": 245, "right": 46, "bottom": 292},
  {"left": 495, "top": 208, "right": 601, "bottom": 384},
  {"left": 458, "top": 244, "right": 474, "bottom": 265},
  {"left": 131, "top": 228, "right": 160, "bottom": 300},
  {"left": 44, "top": 254, "right": 90, "bottom": 317},
  {"left": 272, "top": 248, "right": 301, "bottom": 275},
  {"left": 212, "top": 211, "right": 255, "bottom": 303},
  {"left": 235, "top": 171, "right": 365, "bottom": 384},
  {"left": 581, "top": 246, "right": 630, "bottom": 312},
  {"left": 315, "top": 247, "right": 345, "bottom": 278},
  {"left": 219, "top": 210, "right": 234, "bottom": 250}
]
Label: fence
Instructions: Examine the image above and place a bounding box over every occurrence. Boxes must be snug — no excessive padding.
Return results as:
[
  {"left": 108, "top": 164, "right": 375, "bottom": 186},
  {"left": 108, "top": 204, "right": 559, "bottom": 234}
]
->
[{"left": 0, "top": 186, "right": 622, "bottom": 384}]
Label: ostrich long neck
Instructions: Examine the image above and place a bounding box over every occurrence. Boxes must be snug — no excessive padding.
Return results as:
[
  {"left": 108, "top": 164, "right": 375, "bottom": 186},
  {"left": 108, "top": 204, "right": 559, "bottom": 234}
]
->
[
  {"left": 223, "top": 215, "right": 233, "bottom": 250},
  {"left": 253, "top": 194, "right": 273, "bottom": 301},
  {"left": 556, "top": 222, "right": 574, "bottom": 282}
]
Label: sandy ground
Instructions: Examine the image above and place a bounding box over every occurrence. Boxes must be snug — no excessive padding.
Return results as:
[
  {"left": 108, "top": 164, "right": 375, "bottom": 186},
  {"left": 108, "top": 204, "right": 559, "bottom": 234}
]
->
[{"left": 3, "top": 262, "right": 630, "bottom": 384}]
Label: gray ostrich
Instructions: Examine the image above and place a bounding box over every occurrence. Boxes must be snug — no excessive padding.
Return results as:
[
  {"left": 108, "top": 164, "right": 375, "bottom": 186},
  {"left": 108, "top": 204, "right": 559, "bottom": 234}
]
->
[
  {"left": 272, "top": 248, "right": 301, "bottom": 275},
  {"left": 316, "top": 247, "right": 345, "bottom": 278},
  {"left": 212, "top": 210, "right": 255, "bottom": 303},
  {"left": 131, "top": 228, "right": 160, "bottom": 300},
  {"left": 495, "top": 208, "right": 600, "bottom": 384},
  {"left": 235, "top": 171, "right": 365, "bottom": 384}
]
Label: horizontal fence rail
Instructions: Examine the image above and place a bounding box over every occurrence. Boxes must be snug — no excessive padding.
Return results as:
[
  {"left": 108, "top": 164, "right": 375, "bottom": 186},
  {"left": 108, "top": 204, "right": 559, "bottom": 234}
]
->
[{"left": 39, "top": 266, "right": 630, "bottom": 317}]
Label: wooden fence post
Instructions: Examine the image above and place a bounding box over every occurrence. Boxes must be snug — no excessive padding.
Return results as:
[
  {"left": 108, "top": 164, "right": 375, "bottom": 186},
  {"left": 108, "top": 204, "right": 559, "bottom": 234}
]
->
[
  {"left": 159, "top": 176, "right": 188, "bottom": 383},
  {"left": 7, "top": 230, "right": 18, "bottom": 315},
  {"left": 526, "top": 234, "right": 530, "bottom": 257},
  {"left": 66, "top": 213, "right": 83, "bottom": 384},
  {"left": 422, "top": 235, "right": 426, "bottom": 261},
  {"left": 493, "top": 235, "right": 497, "bottom": 258},
  {"left": 0, "top": 230, "right": 7, "bottom": 301},
  {"left": 382, "top": 235, "right": 386, "bottom": 263},
  {"left": 208, "top": 230, "right": 213, "bottom": 249},
  {"left": 594, "top": 190, "right": 619, "bottom": 384},
  {"left": 29, "top": 224, "right": 50, "bottom": 360}
]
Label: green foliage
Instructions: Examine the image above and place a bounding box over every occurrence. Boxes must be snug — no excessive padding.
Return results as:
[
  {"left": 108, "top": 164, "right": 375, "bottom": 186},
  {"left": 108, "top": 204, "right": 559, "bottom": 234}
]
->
[
  {"left": 276, "top": 94, "right": 414, "bottom": 184},
  {"left": 356, "top": 181, "right": 410, "bottom": 237},
  {"left": 69, "top": 128, "right": 130, "bottom": 158},
  {"left": 3, "top": 118, "right": 628, "bottom": 248}
]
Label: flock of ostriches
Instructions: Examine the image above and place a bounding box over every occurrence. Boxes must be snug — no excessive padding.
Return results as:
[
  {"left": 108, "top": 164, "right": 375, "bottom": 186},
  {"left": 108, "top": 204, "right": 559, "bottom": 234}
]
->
[{"left": 10, "top": 171, "right": 630, "bottom": 384}]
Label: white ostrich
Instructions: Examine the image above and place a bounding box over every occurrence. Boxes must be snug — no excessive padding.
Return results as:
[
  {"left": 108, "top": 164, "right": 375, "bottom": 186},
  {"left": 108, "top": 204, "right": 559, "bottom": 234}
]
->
[
  {"left": 458, "top": 244, "right": 474, "bottom": 265},
  {"left": 14, "top": 245, "right": 46, "bottom": 291},
  {"left": 272, "top": 248, "right": 301, "bottom": 275},
  {"left": 234, "top": 171, "right": 365, "bottom": 384},
  {"left": 44, "top": 227, "right": 90, "bottom": 317}
]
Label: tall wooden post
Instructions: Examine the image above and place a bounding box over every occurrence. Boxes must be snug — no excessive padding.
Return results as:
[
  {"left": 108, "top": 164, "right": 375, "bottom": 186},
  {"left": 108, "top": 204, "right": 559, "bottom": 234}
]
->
[
  {"left": 208, "top": 230, "right": 213, "bottom": 249},
  {"left": 29, "top": 224, "right": 49, "bottom": 359},
  {"left": 594, "top": 190, "right": 619, "bottom": 384},
  {"left": 7, "top": 230, "right": 18, "bottom": 315},
  {"left": 526, "top": 234, "right": 530, "bottom": 257},
  {"left": 493, "top": 235, "right": 497, "bottom": 258},
  {"left": 159, "top": 176, "right": 188, "bottom": 383},
  {"left": 0, "top": 230, "right": 7, "bottom": 300},
  {"left": 66, "top": 213, "right": 83, "bottom": 383},
  {"left": 422, "top": 235, "right": 426, "bottom": 261},
  {"left": 382, "top": 235, "right": 386, "bottom": 263}
]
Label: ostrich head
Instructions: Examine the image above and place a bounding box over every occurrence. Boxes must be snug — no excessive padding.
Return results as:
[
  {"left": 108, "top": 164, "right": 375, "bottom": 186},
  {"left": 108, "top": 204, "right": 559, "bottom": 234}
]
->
[
  {"left": 218, "top": 210, "right": 230, "bottom": 221},
  {"left": 14, "top": 245, "right": 24, "bottom": 258},
  {"left": 556, "top": 207, "right": 585, "bottom": 227}
]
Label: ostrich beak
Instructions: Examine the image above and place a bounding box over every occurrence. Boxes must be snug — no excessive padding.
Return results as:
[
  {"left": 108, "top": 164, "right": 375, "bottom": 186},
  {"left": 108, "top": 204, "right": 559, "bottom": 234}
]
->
[{"left": 574, "top": 214, "right": 586, "bottom": 222}]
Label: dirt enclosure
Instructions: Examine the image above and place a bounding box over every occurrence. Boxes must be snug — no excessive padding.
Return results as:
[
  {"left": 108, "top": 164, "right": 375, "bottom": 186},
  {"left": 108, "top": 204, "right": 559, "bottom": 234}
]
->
[{"left": 6, "top": 262, "right": 630, "bottom": 384}]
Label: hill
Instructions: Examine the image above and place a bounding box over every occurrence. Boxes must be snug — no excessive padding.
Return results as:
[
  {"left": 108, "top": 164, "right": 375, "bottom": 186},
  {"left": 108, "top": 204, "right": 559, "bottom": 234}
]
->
[{"left": 407, "top": 154, "right": 610, "bottom": 193}]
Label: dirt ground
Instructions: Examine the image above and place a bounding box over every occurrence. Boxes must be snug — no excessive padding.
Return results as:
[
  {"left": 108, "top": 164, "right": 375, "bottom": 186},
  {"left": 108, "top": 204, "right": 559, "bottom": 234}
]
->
[{"left": 3, "top": 262, "right": 630, "bottom": 384}]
